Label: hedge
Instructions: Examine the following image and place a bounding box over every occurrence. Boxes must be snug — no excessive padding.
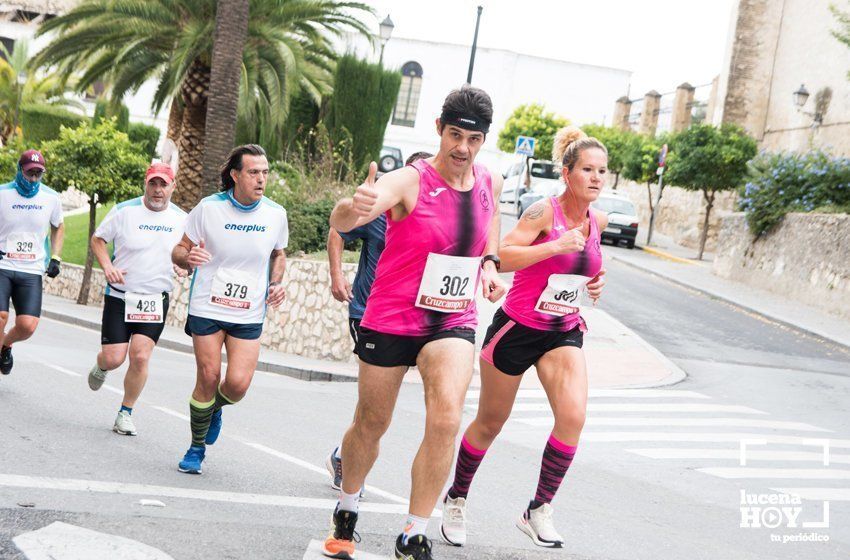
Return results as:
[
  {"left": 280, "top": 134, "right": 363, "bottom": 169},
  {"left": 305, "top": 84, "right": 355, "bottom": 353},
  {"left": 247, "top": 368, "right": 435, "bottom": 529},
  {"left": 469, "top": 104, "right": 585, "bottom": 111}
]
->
[
  {"left": 128, "top": 122, "right": 161, "bottom": 159},
  {"left": 283, "top": 198, "right": 336, "bottom": 254},
  {"left": 21, "top": 104, "right": 86, "bottom": 144},
  {"left": 92, "top": 99, "right": 130, "bottom": 132}
]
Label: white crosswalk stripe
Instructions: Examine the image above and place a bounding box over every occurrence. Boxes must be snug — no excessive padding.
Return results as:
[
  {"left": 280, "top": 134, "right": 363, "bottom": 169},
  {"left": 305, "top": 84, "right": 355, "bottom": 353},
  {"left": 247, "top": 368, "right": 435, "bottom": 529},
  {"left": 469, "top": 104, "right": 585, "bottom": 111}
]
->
[{"left": 464, "top": 386, "right": 847, "bottom": 501}]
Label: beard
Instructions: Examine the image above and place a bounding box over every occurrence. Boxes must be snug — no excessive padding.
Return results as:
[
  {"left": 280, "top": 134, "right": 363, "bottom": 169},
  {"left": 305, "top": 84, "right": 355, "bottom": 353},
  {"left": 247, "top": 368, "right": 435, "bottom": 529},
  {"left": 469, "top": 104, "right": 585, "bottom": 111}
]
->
[{"left": 145, "top": 195, "right": 167, "bottom": 210}]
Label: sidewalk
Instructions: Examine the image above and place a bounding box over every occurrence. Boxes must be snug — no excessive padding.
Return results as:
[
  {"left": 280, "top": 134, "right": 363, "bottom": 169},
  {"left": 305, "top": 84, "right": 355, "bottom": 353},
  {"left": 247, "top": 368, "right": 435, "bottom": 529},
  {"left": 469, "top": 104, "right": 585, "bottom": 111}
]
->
[
  {"left": 610, "top": 242, "right": 850, "bottom": 350},
  {"left": 40, "top": 293, "right": 685, "bottom": 390}
]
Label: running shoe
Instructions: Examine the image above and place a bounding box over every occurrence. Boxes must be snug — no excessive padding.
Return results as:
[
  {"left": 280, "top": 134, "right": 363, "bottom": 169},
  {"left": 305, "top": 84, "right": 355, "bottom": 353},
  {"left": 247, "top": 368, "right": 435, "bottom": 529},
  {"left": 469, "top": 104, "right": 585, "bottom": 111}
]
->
[
  {"left": 326, "top": 447, "right": 343, "bottom": 490},
  {"left": 322, "top": 505, "right": 360, "bottom": 559},
  {"left": 516, "top": 501, "right": 564, "bottom": 548},
  {"left": 113, "top": 410, "right": 137, "bottom": 436},
  {"left": 325, "top": 448, "right": 365, "bottom": 497},
  {"left": 394, "top": 534, "right": 433, "bottom": 560},
  {"left": 0, "top": 346, "right": 12, "bottom": 375},
  {"left": 87, "top": 364, "right": 107, "bottom": 390},
  {"left": 178, "top": 445, "right": 206, "bottom": 474},
  {"left": 205, "top": 409, "right": 222, "bottom": 445},
  {"left": 439, "top": 494, "right": 467, "bottom": 546}
]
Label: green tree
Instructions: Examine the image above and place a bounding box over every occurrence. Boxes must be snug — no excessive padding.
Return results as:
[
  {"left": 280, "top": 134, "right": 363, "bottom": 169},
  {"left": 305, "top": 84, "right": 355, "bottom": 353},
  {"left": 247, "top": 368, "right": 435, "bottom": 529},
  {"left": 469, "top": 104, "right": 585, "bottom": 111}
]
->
[
  {"left": 497, "top": 103, "right": 569, "bottom": 161},
  {"left": 324, "top": 54, "right": 401, "bottom": 173},
  {"left": 581, "top": 124, "right": 638, "bottom": 189},
  {"left": 666, "top": 123, "right": 757, "bottom": 259},
  {"left": 831, "top": 3, "right": 850, "bottom": 79},
  {"left": 33, "top": 0, "right": 373, "bottom": 208},
  {"left": 0, "top": 39, "right": 82, "bottom": 141},
  {"left": 42, "top": 120, "right": 147, "bottom": 303},
  {"left": 622, "top": 132, "right": 662, "bottom": 206}
]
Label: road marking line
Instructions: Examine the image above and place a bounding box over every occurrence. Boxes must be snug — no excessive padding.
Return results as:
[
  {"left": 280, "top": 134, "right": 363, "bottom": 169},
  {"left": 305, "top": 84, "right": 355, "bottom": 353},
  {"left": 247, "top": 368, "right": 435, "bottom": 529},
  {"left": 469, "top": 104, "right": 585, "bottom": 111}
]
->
[
  {"left": 13, "top": 521, "right": 174, "bottom": 560},
  {"left": 582, "top": 433, "right": 850, "bottom": 447},
  {"left": 770, "top": 488, "right": 850, "bottom": 501},
  {"left": 575, "top": 418, "right": 830, "bottom": 431},
  {"left": 699, "top": 468, "right": 850, "bottom": 480},
  {"left": 303, "top": 539, "right": 385, "bottom": 560},
  {"left": 627, "top": 449, "right": 850, "bottom": 463},
  {"left": 41, "top": 362, "right": 81, "bottom": 378},
  {"left": 0, "top": 474, "right": 408, "bottom": 514},
  {"left": 149, "top": 407, "right": 415, "bottom": 510},
  {"left": 465, "top": 389, "right": 710, "bottom": 400},
  {"left": 478, "top": 403, "right": 766, "bottom": 414}
]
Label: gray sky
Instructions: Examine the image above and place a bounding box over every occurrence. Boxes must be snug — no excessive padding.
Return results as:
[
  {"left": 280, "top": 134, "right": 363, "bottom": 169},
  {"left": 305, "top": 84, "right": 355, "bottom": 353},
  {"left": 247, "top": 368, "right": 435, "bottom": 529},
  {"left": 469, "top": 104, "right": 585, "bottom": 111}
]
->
[{"left": 363, "top": 0, "right": 737, "bottom": 98}]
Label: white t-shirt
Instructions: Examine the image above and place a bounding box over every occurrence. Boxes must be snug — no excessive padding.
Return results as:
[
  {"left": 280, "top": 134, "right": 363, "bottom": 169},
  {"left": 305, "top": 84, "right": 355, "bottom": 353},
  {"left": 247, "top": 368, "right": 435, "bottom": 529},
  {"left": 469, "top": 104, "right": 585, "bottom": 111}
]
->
[
  {"left": 0, "top": 182, "right": 64, "bottom": 276},
  {"left": 94, "top": 197, "right": 187, "bottom": 300},
  {"left": 184, "top": 192, "right": 288, "bottom": 324}
]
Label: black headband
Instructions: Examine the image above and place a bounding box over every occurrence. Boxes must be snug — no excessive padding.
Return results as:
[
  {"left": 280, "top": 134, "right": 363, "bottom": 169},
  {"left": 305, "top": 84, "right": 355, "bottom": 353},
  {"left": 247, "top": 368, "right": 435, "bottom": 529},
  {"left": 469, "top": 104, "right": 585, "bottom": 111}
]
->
[{"left": 440, "top": 110, "right": 490, "bottom": 134}]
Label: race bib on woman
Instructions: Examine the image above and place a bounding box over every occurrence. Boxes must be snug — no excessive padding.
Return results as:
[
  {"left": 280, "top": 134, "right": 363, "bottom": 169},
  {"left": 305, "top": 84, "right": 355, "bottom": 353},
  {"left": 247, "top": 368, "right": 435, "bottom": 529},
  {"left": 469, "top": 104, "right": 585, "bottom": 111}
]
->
[
  {"left": 210, "top": 267, "right": 257, "bottom": 310},
  {"left": 124, "top": 293, "right": 164, "bottom": 323},
  {"left": 415, "top": 254, "right": 480, "bottom": 313},
  {"left": 5, "top": 232, "right": 40, "bottom": 261},
  {"left": 534, "top": 274, "right": 590, "bottom": 317}
]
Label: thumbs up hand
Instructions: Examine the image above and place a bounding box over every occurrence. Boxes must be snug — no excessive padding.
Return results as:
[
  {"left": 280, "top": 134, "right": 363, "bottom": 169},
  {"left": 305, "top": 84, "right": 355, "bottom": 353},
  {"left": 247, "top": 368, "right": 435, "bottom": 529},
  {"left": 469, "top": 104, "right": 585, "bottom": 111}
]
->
[
  {"left": 187, "top": 237, "right": 212, "bottom": 267},
  {"left": 351, "top": 162, "right": 379, "bottom": 217},
  {"left": 551, "top": 226, "right": 586, "bottom": 255}
]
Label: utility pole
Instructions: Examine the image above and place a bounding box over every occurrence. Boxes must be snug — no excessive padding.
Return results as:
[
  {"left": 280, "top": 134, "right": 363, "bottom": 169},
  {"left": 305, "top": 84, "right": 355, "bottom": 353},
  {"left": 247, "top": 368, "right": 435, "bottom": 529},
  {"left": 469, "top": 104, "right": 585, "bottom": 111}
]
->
[{"left": 466, "top": 6, "right": 483, "bottom": 84}]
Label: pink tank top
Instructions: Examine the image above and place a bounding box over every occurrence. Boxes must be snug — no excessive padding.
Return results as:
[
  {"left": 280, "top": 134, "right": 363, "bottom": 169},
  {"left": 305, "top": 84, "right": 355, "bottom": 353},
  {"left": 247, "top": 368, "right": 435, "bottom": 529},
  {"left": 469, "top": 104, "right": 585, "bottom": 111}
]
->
[
  {"left": 361, "top": 159, "right": 495, "bottom": 336},
  {"left": 503, "top": 197, "right": 603, "bottom": 332}
]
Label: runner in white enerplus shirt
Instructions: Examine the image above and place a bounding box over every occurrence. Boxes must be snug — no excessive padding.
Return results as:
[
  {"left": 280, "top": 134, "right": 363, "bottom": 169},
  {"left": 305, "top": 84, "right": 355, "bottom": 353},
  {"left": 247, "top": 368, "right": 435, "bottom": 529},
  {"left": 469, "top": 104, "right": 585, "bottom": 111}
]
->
[
  {"left": 0, "top": 149, "right": 64, "bottom": 377},
  {"left": 172, "top": 144, "right": 288, "bottom": 475},
  {"left": 86, "top": 162, "right": 187, "bottom": 436}
]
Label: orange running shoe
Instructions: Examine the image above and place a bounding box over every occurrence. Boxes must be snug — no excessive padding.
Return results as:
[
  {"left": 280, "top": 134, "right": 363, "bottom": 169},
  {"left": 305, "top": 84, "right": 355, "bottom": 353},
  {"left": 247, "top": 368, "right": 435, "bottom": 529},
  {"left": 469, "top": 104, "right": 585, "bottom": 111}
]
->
[{"left": 322, "top": 506, "right": 360, "bottom": 559}]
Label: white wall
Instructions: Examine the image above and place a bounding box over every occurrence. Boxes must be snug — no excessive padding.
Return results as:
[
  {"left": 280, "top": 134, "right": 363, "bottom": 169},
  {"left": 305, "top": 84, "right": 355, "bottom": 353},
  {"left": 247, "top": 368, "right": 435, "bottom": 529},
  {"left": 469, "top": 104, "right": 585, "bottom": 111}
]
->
[{"left": 342, "top": 34, "right": 631, "bottom": 171}]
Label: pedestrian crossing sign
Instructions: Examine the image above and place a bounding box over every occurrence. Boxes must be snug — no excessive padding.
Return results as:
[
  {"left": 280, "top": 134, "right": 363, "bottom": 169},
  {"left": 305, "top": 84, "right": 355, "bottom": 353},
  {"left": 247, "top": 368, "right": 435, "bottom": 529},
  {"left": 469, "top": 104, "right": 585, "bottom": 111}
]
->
[{"left": 515, "top": 136, "right": 536, "bottom": 156}]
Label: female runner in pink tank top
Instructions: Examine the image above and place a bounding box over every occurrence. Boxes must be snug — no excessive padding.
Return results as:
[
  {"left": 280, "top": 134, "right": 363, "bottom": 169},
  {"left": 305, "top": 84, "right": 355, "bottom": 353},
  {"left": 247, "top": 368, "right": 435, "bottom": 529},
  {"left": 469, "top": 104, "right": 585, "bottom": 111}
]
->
[{"left": 441, "top": 127, "right": 609, "bottom": 549}]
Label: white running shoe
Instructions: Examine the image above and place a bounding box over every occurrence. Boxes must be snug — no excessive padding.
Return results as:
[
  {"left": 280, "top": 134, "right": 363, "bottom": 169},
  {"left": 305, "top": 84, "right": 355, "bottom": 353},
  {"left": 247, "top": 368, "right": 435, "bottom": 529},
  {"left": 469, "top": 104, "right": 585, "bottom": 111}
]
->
[
  {"left": 113, "top": 410, "right": 137, "bottom": 436},
  {"left": 88, "top": 364, "right": 107, "bottom": 391},
  {"left": 516, "top": 502, "right": 564, "bottom": 548},
  {"left": 439, "top": 494, "right": 468, "bottom": 547}
]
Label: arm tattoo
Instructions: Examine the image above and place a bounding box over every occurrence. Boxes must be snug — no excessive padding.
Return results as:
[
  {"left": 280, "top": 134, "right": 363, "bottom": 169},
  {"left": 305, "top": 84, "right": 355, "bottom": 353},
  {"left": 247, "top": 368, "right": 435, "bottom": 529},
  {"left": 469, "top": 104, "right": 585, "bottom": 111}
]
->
[{"left": 523, "top": 202, "right": 545, "bottom": 221}]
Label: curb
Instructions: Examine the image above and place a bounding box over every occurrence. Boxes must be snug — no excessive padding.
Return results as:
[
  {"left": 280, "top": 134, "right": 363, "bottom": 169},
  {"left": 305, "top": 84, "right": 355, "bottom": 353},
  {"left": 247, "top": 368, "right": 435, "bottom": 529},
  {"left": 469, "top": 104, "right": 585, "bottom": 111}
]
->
[
  {"left": 638, "top": 245, "right": 703, "bottom": 266},
  {"left": 40, "top": 307, "right": 358, "bottom": 383},
  {"left": 610, "top": 254, "right": 850, "bottom": 352}
]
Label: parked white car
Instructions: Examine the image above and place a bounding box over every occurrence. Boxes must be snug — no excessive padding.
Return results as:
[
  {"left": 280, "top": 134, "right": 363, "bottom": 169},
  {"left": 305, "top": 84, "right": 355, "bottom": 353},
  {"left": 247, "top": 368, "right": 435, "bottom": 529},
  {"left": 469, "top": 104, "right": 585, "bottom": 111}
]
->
[{"left": 591, "top": 193, "right": 639, "bottom": 249}]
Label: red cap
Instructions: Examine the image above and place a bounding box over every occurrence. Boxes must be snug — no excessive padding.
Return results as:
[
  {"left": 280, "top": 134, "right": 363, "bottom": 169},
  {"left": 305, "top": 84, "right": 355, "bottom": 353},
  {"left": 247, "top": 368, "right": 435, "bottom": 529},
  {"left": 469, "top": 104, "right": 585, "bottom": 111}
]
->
[
  {"left": 145, "top": 162, "right": 175, "bottom": 184},
  {"left": 19, "top": 150, "right": 46, "bottom": 172}
]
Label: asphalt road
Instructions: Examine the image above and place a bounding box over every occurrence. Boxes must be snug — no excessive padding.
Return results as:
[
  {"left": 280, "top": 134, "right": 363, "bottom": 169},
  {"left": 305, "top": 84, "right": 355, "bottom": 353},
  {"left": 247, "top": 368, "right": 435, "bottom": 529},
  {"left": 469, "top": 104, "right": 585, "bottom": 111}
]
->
[{"left": 0, "top": 214, "right": 848, "bottom": 559}]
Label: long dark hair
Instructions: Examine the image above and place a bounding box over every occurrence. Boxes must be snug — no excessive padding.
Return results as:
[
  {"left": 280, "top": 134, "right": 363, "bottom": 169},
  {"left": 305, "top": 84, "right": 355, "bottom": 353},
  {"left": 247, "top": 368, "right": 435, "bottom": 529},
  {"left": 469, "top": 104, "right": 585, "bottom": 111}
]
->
[{"left": 220, "top": 144, "right": 267, "bottom": 191}]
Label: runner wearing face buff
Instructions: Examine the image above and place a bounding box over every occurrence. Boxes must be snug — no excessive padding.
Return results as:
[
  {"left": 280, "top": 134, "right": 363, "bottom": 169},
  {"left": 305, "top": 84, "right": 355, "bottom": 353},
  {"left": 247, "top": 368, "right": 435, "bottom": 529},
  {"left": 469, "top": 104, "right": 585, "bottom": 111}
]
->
[{"left": 0, "top": 150, "right": 64, "bottom": 376}]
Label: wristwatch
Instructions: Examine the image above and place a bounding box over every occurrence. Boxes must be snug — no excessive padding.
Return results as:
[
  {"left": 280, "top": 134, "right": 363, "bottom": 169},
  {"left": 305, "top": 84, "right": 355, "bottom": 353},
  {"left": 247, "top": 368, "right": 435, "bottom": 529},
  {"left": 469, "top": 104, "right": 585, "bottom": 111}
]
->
[{"left": 481, "top": 254, "right": 501, "bottom": 271}]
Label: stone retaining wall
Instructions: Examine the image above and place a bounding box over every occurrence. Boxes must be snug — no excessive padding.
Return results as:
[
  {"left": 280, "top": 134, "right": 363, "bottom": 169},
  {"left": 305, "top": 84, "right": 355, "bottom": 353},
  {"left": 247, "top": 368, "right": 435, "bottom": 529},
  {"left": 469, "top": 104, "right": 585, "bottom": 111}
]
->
[
  {"left": 44, "top": 258, "right": 358, "bottom": 362},
  {"left": 613, "top": 180, "right": 737, "bottom": 252},
  {"left": 713, "top": 212, "right": 850, "bottom": 319}
]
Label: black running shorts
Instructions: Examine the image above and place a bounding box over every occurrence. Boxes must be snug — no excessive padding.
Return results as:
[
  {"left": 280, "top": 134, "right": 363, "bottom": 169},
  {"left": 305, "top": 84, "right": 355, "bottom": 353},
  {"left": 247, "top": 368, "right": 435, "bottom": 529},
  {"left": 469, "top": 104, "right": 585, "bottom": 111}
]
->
[
  {"left": 480, "top": 307, "right": 583, "bottom": 376},
  {"left": 355, "top": 326, "right": 476, "bottom": 367},
  {"left": 0, "top": 269, "right": 42, "bottom": 317},
  {"left": 349, "top": 317, "right": 361, "bottom": 353},
  {"left": 101, "top": 293, "right": 169, "bottom": 345}
]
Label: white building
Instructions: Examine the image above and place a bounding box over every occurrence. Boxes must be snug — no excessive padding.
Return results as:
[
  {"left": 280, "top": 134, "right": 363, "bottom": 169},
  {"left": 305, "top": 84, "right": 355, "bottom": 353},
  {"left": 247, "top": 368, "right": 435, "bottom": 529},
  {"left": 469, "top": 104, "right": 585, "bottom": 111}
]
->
[{"left": 343, "top": 34, "right": 631, "bottom": 169}]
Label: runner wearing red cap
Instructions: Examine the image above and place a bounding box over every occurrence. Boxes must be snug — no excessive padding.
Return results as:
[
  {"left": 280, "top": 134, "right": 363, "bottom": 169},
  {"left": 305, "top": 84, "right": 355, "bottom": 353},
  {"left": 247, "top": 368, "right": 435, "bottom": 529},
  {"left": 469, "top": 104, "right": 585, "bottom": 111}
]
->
[
  {"left": 0, "top": 150, "right": 64, "bottom": 376},
  {"left": 86, "top": 162, "right": 188, "bottom": 436}
]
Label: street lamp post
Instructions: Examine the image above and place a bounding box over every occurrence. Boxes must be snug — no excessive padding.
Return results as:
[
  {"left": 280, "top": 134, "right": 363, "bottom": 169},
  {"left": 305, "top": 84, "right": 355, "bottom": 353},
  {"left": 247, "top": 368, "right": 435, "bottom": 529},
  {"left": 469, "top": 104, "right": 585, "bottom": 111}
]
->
[
  {"left": 13, "top": 71, "right": 26, "bottom": 138},
  {"left": 379, "top": 15, "right": 394, "bottom": 65},
  {"left": 793, "top": 83, "right": 824, "bottom": 127},
  {"left": 466, "top": 6, "right": 483, "bottom": 84}
]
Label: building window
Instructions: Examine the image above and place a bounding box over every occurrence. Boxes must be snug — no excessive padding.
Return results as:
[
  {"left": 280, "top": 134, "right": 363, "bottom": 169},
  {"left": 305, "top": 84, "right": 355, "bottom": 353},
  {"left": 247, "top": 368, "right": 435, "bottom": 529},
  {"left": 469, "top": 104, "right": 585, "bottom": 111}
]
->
[{"left": 392, "top": 61, "right": 423, "bottom": 127}]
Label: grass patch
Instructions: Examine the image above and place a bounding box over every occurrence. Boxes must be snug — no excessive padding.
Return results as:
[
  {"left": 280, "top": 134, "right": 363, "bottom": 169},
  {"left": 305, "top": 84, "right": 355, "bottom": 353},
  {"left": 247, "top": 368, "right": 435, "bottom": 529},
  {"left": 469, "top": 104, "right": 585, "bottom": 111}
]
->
[
  {"left": 301, "top": 249, "right": 360, "bottom": 264},
  {"left": 61, "top": 203, "right": 114, "bottom": 267}
]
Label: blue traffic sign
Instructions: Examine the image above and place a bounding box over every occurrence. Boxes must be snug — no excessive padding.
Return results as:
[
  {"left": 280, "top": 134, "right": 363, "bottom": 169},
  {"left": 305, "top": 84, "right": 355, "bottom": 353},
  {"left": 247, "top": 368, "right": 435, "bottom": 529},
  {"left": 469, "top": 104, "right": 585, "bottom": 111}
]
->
[{"left": 515, "top": 136, "right": 536, "bottom": 157}]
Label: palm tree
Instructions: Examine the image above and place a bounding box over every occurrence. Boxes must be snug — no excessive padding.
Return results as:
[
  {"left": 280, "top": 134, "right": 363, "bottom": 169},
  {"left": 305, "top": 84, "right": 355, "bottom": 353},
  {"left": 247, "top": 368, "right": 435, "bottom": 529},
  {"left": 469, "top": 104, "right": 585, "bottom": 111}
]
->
[
  {"left": 33, "top": 0, "right": 373, "bottom": 208},
  {"left": 0, "top": 39, "right": 83, "bottom": 141},
  {"left": 202, "top": 0, "right": 250, "bottom": 197}
]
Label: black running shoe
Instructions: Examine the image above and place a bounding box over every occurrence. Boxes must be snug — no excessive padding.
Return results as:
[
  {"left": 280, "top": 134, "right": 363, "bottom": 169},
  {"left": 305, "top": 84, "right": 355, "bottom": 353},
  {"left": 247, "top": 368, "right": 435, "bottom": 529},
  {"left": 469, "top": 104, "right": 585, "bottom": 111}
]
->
[
  {"left": 394, "top": 534, "right": 433, "bottom": 560},
  {"left": 322, "top": 506, "right": 360, "bottom": 559},
  {"left": 0, "top": 346, "right": 12, "bottom": 375}
]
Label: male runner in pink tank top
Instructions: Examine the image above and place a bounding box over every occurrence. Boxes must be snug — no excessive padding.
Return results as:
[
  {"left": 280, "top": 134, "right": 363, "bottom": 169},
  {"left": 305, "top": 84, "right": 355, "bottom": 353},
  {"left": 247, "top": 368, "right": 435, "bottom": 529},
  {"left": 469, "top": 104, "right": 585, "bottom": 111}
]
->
[{"left": 321, "top": 86, "right": 507, "bottom": 560}]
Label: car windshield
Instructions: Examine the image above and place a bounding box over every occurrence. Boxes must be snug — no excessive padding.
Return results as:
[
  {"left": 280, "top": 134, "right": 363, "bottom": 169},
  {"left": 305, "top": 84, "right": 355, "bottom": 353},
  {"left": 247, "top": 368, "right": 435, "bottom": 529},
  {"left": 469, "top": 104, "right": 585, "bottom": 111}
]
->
[
  {"left": 530, "top": 162, "right": 560, "bottom": 179},
  {"left": 592, "top": 197, "right": 636, "bottom": 215}
]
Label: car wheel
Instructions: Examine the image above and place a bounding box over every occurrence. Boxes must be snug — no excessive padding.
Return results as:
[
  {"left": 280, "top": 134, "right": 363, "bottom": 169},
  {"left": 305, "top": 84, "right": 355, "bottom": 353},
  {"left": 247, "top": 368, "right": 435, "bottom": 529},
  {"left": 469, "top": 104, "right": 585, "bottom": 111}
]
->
[
  {"left": 626, "top": 239, "right": 635, "bottom": 249},
  {"left": 517, "top": 203, "right": 524, "bottom": 218},
  {"left": 379, "top": 155, "right": 397, "bottom": 173}
]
